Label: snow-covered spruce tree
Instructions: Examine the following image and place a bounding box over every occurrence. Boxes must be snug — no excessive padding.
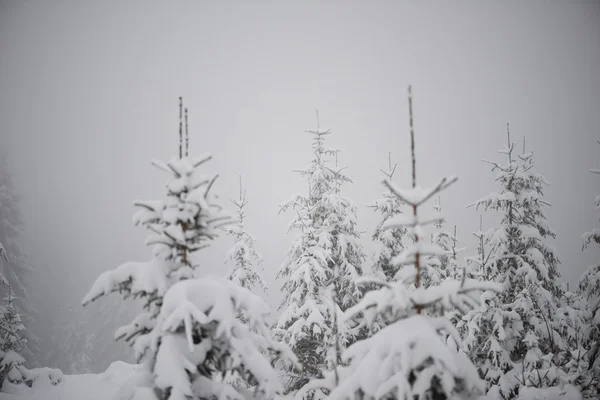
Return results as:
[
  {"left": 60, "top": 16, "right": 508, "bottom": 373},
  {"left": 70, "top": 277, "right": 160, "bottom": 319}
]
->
[
  {"left": 0, "top": 288, "right": 62, "bottom": 393},
  {"left": 0, "top": 289, "right": 27, "bottom": 388},
  {"left": 368, "top": 152, "right": 408, "bottom": 283},
  {"left": 555, "top": 283, "right": 598, "bottom": 400},
  {"left": 82, "top": 99, "right": 295, "bottom": 400},
  {"left": 460, "top": 130, "right": 580, "bottom": 399},
  {"left": 274, "top": 110, "right": 366, "bottom": 398},
  {"left": 224, "top": 176, "right": 267, "bottom": 294},
  {"left": 221, "top": 176, "right": 269, "bottom": 390},
  {"left": 306, "top": 86, "right": 502, "bottom": 400},
  {"left": 572, "top": 148, "right": 600, "bottom": 398},
  {"left": 0, "top": 154, "right": 40, "bottom": 366}
]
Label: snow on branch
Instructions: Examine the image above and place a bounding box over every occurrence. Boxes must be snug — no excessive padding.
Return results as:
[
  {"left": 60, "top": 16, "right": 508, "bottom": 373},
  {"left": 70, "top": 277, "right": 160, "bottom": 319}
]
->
[
  {"left": 326, "top": 315, "right": 485, "bottom": 400},
  {"left": 382, "top": 212, "right": 444, "bottom": 230},
  {"left": 382, "top": 176, "right": 457, "bottom": 207},
  {"left": 347, "top": 277, "right": 503, "bottom": 327},
  {"left": 305, "top": 129, "right": 332, "bottom": 136},
  {"left": 81, "top": 258, "right": 176, "bottom": 306},
  {"left": 150, "top": 276, "right": 298, "bottom": 399}
]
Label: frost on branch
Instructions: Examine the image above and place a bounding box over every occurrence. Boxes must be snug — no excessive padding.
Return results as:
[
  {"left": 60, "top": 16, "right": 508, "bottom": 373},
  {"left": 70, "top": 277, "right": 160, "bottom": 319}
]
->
[{"left": 148, "top": 277, "right": 297, "bottom": 400}]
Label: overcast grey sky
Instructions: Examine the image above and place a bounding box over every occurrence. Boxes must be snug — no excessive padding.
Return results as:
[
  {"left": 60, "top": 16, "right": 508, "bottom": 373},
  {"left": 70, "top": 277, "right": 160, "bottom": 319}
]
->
[{"left": 1, "top": 1, "right": 599, "bottom": 330}]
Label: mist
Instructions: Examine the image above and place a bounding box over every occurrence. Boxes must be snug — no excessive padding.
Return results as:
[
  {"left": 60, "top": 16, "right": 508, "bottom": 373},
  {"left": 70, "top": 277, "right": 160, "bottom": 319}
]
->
[{"left": 1, "top": 0, "right": 599, "bottom": 370}]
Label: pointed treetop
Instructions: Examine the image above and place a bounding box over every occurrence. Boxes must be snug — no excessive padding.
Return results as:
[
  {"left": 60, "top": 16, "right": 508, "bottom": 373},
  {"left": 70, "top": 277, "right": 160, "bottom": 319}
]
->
[
  {"left": 231, "top": 175, "right": 248, "bottom": 209},
  {"left": 380, "top": 152, "right": 398, "bottom": 180}
]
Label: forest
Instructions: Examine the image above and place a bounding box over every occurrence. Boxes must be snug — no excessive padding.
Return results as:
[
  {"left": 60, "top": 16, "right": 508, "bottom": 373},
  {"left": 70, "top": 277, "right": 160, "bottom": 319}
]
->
[{"left": 1, "top": 89, "right": 599, "bottom": 400}]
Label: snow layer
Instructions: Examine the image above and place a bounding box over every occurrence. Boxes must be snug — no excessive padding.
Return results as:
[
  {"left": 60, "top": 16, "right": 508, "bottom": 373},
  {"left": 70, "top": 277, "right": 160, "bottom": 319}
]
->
[{"left": 2, "top": 361, "right": 143, "bottom": 400}]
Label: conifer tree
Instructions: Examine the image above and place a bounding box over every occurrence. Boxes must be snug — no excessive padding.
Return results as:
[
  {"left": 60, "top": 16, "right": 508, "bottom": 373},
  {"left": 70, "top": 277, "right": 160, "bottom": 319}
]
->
[
  {"left": 274, "top": 110, "right": 365, "bottom": 398},
  {"left": 312, "top": 86, "right": 502, "bottom": 400},
  {"left": 224, "top": 176, "right": 267, "bottom": 293},
  {"left": 368, "top": 152, "right": 408, "bottom": 283},
  {"left": 0, "top": 154, "right": 40, "bottom": 365},
  {"left": 82, "top": 98, "right": 294, "bottom": 400},
  {"left": 0, "top": 289, "right": 27, "bottom": 388},
  {"left": 573, "top": 146, "right": 600, "bottom": 398},
  {"left": 0, "top": 288, "right": 62, "bottom": 392},
  {"left": 460, "top": 129, "right": 578, "bottom": 399}
]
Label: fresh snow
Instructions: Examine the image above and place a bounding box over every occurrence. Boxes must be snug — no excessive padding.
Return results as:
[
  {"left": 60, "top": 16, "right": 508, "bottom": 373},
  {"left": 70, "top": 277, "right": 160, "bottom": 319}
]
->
[{"left": 2, "top": 361, "right": 142, "bottom": 400}]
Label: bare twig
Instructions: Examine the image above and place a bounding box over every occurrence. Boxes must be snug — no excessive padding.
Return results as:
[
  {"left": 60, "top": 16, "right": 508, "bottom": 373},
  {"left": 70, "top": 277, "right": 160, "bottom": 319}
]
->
[
  {"left": 185, "top": 108, "right": 189, "bottom": 157},
  {"left": 179, "top": 97, "right": 183, "bottom": 159}
]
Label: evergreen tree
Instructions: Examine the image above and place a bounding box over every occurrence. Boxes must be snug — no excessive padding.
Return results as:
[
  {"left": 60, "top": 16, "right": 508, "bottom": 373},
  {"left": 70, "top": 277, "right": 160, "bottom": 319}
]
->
[
  {"left": 460, "top": 129, "right": 578, "bottom": 399},
  {"left": 0, "top": 289, "right": 27, "bottom": 388},
  {"left": 0, "top": 288, "right": 62, "bottom": 392},
  {"left": 274, "top": 110, "right": 365, "bottom": 398},
  {"left": 82, "top": 99, "right": 294, "bottom": 400},
  {"left": 572, "top": 147, "right": 600, "bottom": 398},
  {"left": 0, "top": 154, "right": 40, "bottom": 365},
  {"left": 368, "top": 152, "right": 408, "bottom": 283},
  {"left": 316, "top": 86, "right": 502, "bottom": 400},
  {"left": 224, "top": 176, "right": 267, "bottom": 293}
]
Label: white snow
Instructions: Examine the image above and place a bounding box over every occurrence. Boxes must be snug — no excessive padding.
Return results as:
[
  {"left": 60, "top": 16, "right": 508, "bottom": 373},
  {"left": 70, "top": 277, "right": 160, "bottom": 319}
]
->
[{"left": 2, "top": 361, "right": 143, "bottom": 400}]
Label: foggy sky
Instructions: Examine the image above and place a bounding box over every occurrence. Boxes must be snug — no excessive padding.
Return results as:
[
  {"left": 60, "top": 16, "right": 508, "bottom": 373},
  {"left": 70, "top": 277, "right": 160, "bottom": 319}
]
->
[{"left": 1, "top": 0, "right": 599, "bottom": 323}]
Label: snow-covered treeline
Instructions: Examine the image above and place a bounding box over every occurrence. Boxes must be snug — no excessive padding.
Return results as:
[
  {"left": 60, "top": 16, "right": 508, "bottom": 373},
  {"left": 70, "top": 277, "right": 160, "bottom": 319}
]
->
[{"left": 1, "top": 93, "right": 599, "bottom": 400}]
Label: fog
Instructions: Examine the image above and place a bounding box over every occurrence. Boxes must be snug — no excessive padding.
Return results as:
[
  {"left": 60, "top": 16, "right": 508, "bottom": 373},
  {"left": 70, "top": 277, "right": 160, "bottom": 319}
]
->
[{"left": 1, "top": 0, "right": 599, "bottom": 369}]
